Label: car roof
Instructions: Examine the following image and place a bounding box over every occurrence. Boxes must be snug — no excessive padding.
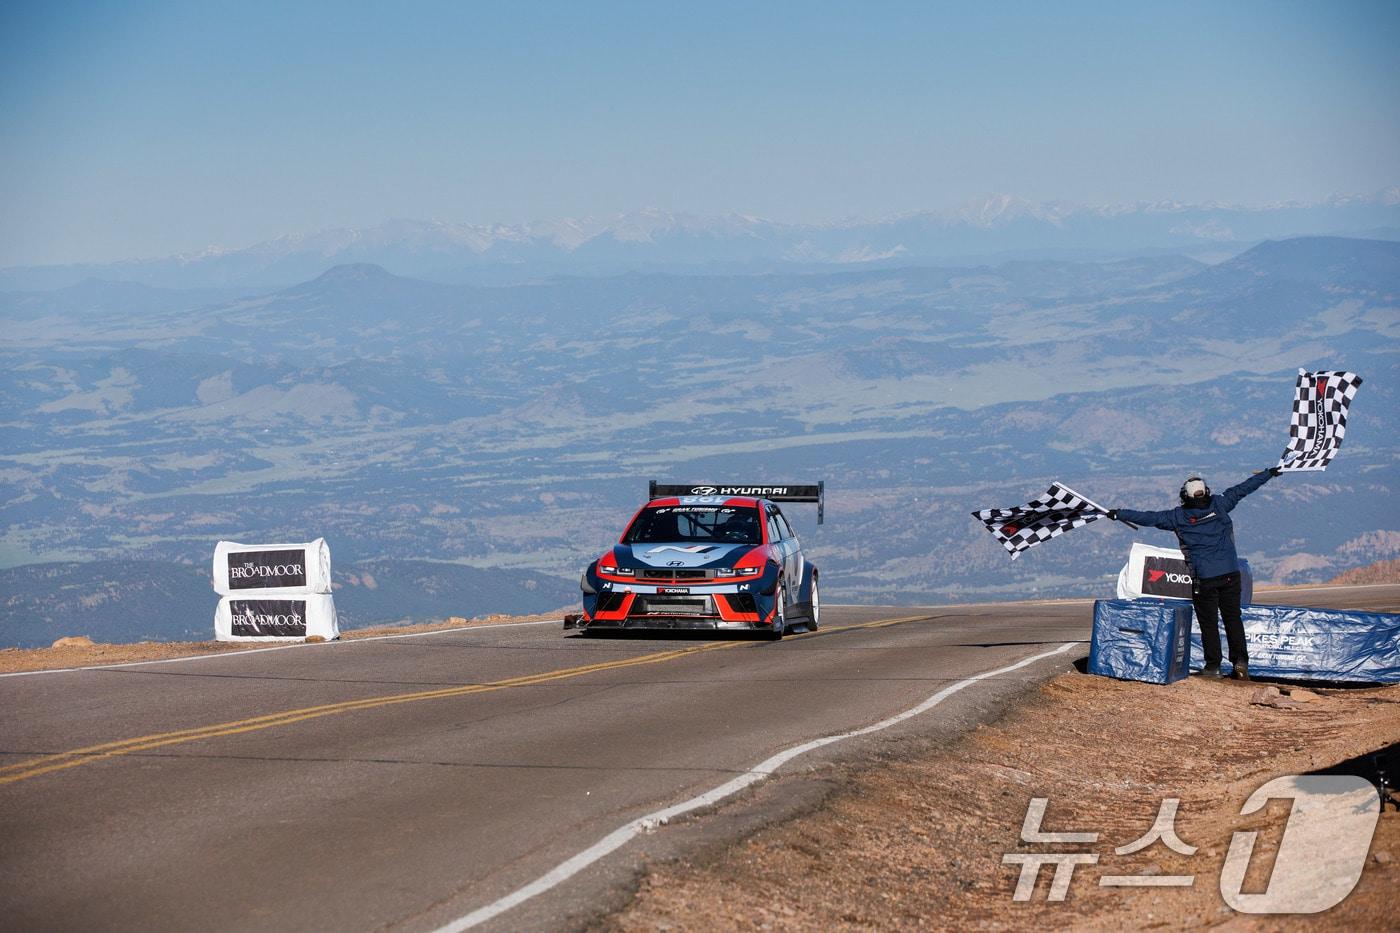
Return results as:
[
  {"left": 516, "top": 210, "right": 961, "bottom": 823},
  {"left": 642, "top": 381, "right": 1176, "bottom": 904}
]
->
[{"left": 644, "top": 496, "right": 764, "bottom": 509}]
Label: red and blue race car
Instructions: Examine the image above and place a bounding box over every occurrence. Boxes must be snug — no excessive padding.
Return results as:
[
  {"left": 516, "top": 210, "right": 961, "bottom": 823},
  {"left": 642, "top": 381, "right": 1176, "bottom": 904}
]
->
[{"left": 575, "top": 482, "right": 824, "bottom": 638}]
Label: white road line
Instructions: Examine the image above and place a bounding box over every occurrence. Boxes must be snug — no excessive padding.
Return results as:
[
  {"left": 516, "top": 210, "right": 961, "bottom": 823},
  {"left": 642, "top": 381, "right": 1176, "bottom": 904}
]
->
[
  {"left": 434, "top": 640, "right": 1079, "bottom": 931},
  {"left": 0, "top": 619, "right": 561, "bottom": 679}
]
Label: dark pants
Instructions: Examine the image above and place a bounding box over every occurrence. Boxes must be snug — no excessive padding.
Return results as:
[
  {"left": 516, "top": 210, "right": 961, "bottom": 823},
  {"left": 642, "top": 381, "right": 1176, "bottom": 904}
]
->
[{"left": 1193, "top": 571, "right": 1247, "bottom": 666}]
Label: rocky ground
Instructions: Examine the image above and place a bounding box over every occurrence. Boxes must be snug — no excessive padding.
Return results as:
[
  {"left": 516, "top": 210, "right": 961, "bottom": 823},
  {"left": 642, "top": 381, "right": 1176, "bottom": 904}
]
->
[
  {"left": 1328, "top": 558, "right": 1400, "bottom": 586},
  {"left": 606, "top": 670, "right": 1400, "bottom": 931}
]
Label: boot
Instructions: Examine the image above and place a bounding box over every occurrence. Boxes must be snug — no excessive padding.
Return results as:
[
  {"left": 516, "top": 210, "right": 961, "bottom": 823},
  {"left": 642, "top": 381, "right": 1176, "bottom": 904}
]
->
[
  {"left": 1231, "top": 662, "right": 1250, "bottom": 682},
  {"left": 1200, "top": 663, "right": 1223, "bottom": 679}
]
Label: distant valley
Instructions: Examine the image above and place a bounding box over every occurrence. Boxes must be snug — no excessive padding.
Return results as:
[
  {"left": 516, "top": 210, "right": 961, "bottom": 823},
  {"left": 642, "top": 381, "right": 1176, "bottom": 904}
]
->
[{"left": 2, "top": 235, "right": 1397, "bottom": 647}]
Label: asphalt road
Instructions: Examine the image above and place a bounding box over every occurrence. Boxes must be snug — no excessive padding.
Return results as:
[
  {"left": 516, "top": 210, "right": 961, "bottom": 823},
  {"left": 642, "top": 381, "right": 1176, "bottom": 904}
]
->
[{"left": 1, "top": 586, "right": 1395, "bottom": 932}]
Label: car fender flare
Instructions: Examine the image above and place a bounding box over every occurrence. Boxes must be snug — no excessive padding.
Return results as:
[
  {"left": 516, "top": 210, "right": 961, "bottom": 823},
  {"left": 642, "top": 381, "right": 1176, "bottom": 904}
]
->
[{"left": 791, "top": 563, "right": 819, "bottom": 625}]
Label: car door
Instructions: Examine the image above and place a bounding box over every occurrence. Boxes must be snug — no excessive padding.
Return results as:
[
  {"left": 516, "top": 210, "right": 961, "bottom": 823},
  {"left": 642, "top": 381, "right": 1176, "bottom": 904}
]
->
[
  {"left": 765, "top": 504, "right": 799, "bottom": 596},
  {"left": 774, "top": 506, "right": 803, "bottom": 592}
]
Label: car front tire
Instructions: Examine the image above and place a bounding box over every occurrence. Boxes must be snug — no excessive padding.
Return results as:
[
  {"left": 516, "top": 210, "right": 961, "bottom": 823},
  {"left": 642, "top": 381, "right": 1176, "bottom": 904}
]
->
[{"left": 764, "top": 583, "right": 786, "bottom": 640}]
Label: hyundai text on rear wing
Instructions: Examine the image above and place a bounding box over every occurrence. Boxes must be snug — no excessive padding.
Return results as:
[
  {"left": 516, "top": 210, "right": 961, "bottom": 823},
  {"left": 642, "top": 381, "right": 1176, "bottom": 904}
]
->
[{"left": 647, "top": 481, "right": 825, "bottom": 524}]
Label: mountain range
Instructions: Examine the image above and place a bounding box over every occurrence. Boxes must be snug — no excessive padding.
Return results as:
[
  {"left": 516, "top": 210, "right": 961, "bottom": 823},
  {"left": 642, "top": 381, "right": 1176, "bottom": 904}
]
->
[
  {"left": 1, "top": 234, "right": 1397, "bottom": 647},
  {"left": 4, "top": 191, "right": 1399, "bottom": 291}
]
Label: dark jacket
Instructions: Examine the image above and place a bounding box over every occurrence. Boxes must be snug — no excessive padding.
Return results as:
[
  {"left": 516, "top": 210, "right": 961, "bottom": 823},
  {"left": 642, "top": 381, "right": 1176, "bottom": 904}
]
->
[{"left": 1116, "top": 471, "right": 1273, "bottom": 580}]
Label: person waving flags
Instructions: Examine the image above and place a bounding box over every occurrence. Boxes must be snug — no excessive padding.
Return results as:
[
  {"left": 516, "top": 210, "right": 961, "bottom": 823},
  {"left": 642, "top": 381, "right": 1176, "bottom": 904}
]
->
[{"left": 1108, "top": 468, "right": 1280, "bottom": 682}]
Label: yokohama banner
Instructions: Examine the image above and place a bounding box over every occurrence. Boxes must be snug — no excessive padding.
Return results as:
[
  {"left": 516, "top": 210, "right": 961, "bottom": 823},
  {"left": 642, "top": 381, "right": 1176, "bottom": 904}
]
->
[
  {"left": 214, "top": 594, "right": 339, "bottom": 642},
  {"left": 1115, "top": 542, "right": 1253, "bottom": 604},
  {"left": 213, "top": 539, "right": 333, "bottom": 595}
]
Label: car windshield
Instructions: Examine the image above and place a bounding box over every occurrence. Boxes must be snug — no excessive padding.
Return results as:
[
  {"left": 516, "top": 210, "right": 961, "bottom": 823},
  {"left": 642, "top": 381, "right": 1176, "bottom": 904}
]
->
[{"left": 623, "top": 505, "right": 762, "bottom": 545}]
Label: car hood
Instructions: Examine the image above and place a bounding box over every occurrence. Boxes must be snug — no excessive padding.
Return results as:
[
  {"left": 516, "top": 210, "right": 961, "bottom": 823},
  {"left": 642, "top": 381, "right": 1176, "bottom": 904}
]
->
[{"left": 623, "top": 542, "right": 754, "bottom": 569}]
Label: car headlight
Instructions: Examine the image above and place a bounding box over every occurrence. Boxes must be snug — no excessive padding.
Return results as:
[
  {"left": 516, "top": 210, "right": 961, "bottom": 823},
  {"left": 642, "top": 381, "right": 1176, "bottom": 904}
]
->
[{"left": 735, "top": 567, "right": 762, "bottom": 576}]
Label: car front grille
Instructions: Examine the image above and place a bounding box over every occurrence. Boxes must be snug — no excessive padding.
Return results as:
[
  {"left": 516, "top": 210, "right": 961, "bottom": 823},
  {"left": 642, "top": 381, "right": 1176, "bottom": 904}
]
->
[
  {"left": 637, "top": 569, "right": 714, "bottom": 582},
  {"left": 638, "top": 595, "right": 714, "bottom": 616}
]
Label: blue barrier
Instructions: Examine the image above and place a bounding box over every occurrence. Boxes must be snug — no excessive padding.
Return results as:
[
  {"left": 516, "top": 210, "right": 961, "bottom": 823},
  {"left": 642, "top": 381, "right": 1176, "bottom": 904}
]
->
[
  {"left": 1089, "top": 599, "right": 1193, "bottom": 685},
  {"left": 1190, "top": 604, "right": 1400, "bottom": 684}
]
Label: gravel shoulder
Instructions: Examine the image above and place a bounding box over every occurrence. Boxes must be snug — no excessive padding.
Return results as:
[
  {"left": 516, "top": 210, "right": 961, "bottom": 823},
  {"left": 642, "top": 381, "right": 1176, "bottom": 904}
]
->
[
  {"left": 607, "top": 670, "right": 1400, "bottom": 931},
  {"left": 0, "top": 611, "right": 564, "bottom": 674}
]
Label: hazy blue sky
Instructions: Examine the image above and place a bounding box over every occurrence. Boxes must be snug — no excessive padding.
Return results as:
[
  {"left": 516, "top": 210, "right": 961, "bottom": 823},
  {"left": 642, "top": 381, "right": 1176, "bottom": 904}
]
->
[{"left": 2, "top": 0, "right": 1397, "bottom": 265}]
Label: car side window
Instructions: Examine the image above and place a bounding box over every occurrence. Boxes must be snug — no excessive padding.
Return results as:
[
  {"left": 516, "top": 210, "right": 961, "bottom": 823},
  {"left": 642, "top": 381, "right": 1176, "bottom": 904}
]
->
[
  {"left": 766, "top": 509, "right": 784, "bottom": 542},
  {"left": 776, "top": 510, "right": 796, "bottom": 541}
]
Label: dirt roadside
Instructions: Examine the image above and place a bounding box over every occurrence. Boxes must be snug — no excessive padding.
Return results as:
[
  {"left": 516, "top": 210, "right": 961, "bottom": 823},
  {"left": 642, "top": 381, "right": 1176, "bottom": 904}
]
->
[
  {"left": 0, "top": 610, "right": 567, "bottom": 674},
  {"left": 606, "top": 670, "right": 1400, "bottom": 931}
]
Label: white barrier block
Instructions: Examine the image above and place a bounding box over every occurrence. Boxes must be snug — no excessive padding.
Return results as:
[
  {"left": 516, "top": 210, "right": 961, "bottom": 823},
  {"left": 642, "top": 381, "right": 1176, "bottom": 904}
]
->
[
  {"left": 215, "top": 594, "right": 339, "bottom": 642},
  {"left": 1116, "top": 542, "right": 1253, "bottom": 603},
  {"left": 1116, "top": 542, "right": 1193, "bottom": 600},
  {"left": 213, "top": 538, "right": 333, "bottom": 595}
]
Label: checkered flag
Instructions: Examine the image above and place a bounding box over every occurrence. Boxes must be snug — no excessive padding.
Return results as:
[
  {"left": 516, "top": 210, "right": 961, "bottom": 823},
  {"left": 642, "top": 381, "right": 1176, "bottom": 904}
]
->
[
  {"left": 1277, "top": 368, "right": 1363, "bottom": 472},
  {"left": 972, "top": 482, "right": 1109, "bottom": 559}
]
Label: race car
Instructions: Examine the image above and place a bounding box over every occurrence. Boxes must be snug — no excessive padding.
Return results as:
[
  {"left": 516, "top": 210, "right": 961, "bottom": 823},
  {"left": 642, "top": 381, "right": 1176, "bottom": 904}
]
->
[{"left": 575, "top": 482, "right": 824, "bottom": 638}]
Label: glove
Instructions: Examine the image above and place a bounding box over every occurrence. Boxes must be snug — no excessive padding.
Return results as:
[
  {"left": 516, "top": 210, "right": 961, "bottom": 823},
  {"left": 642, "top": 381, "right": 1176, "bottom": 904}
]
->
[
  {"left": 1107, "top": 510, "right": 1119, "bottom": 521},
  {"left": 1269, "top": 466, "right": 1283, "bottom": 477}
]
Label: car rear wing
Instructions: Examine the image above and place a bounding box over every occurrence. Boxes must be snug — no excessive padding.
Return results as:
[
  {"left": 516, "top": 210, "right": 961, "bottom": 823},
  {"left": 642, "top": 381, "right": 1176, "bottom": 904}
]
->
[{"left": 648, "top": 481, "right": 825, "bottom": 524}]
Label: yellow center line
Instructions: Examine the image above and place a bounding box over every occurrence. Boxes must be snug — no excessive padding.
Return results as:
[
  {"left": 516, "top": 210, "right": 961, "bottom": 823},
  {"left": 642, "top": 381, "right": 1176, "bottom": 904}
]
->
[
  {"left": 0, "top": 642, "right": 740, "bottom": 786},
  {"left": 851, "top": 613, "right": 936, "bottom": 630},
  {"left": 0, "top": 614, "right": 937, "bottom": 788}
]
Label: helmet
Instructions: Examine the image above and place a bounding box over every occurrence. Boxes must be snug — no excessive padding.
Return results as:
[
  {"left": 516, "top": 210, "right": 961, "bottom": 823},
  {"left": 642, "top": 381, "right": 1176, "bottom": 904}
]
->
[{"left": 1179, "top": 475, "right": 1211, "bottom": 505}]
